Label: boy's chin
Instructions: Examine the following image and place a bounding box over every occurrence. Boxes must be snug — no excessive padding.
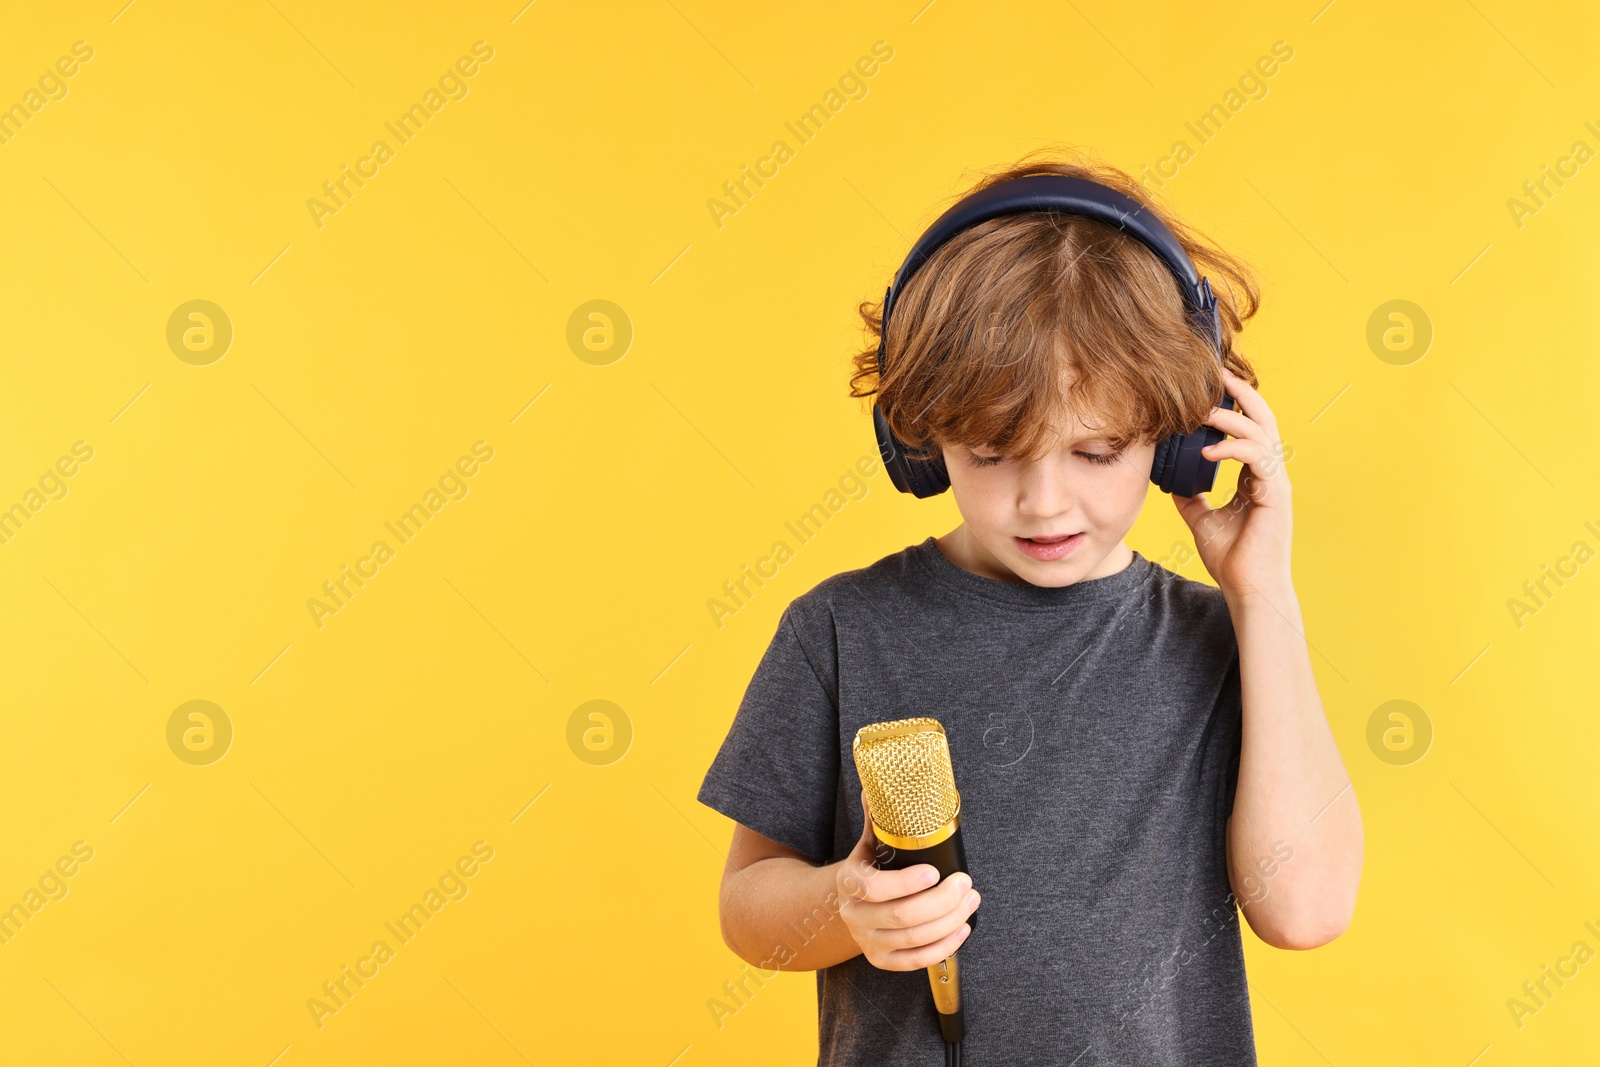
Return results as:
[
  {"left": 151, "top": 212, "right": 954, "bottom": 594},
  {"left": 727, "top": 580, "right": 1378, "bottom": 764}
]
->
[
  {"left": 1011, "top": 563, "right": 1093, "bottom": 588},
  {"left": 963, "top": 535, "right": 1091, "bottom": 588}
]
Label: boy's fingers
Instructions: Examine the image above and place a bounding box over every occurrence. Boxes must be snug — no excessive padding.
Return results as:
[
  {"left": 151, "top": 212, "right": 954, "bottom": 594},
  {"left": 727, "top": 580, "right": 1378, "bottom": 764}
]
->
[
  {"left": 1221, "top": 369, "right": 1280, "bottom": 438},
  {"left": 1202, "top": 405, "right": 1263, "bottom": 445},
  {"left": 855, "top": 869, "right": 971, "bottom": 918},
  {"left": 839, "top": 790, "right": 891, "bottom": 900},
  {"left": 850, "top": 863, "right": 944, "bottom": 905},
  {"left": 850, "top": 791, "right": 884, "bottom": 864},
  {"left": 846, "top": 792, "right": 974, "bottom": 917},
  {"left": 1201, "top": 439, "right": 1275, "bottom": 481},
  {"left": 871, "top": 882, "right": 980, "bottom": 949},
  {"left": 883, "top": 919, "right": 973, "bottom": 971}
]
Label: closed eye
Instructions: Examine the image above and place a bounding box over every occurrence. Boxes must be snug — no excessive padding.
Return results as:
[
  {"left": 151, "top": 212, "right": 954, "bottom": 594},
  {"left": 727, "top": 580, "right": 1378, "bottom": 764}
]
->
[{"left": 969, "top": 450, "right": 1123, "bottom": 468}]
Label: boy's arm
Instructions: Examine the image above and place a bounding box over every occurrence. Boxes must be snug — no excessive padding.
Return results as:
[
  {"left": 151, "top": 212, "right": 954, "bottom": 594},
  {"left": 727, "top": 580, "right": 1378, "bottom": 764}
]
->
[
  {"left": 718, "top": 806, "right": 980, "bottom": 973},
  {"left": 718, "top": 825, "right": 863, "bottom": 971},
  {"left": 1223, "top": 581, "right": 1364, "bottom": 950},
  {"left": 1176, "top": 366, "right": 1364, "bottom": 951}
]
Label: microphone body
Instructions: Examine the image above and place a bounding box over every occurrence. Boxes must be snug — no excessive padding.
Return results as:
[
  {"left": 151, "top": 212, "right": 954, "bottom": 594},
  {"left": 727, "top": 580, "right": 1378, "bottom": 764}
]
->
[
  {"left": 874, "top": 824, "right": 971, "bottom": 1043},
  {"left": 852, "top": 718, "right": 973, "bottom": 1046},
  {"left": 870, "top": 824, "right": 975, "bottom": 935}
]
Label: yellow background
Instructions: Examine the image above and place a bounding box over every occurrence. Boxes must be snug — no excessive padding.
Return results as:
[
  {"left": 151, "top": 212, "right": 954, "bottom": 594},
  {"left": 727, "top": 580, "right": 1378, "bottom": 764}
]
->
[{"left": 1, "top": 0, "right": 1596, "bottom": 1063}]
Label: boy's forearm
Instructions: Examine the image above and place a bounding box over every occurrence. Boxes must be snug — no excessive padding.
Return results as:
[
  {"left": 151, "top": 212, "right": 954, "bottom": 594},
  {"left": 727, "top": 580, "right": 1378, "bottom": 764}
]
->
[
  {"left": 720, "top": 856, "right": 865, "bottom": 971},
  {"left": 1224, "top": 582, "right": 1364, "bottom": 949}
]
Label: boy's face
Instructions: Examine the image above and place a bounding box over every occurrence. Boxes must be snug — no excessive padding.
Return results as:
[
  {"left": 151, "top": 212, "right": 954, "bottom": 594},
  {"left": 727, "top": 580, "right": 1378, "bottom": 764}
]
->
[{"left": 940, "top": 417, "right": 1155, "bottom": 587}]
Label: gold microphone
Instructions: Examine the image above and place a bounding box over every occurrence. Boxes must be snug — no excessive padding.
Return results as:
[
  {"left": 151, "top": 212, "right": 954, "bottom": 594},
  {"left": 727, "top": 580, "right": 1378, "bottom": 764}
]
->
[{"left": 852, "top": 717, "right": 973, "bottom": 1046}]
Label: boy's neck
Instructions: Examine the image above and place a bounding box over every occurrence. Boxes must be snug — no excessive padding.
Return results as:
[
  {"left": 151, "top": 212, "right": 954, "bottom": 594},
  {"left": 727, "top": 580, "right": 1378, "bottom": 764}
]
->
[{"left": 935, "top": 525, "right": 1135, "bottom": 587}]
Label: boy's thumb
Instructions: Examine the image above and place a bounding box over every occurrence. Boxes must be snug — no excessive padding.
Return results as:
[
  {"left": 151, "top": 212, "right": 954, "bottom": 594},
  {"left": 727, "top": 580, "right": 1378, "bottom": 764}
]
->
[
  {"left": 856, "top": 789, "right": 876, "bottom": 852},
  {"left": 1171, "top": 491, "right": 1214, "bottom": 533}
]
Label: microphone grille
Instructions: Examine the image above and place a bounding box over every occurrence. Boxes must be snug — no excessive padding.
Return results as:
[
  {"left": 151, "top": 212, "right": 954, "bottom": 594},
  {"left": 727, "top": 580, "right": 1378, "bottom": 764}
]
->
[{"left": 852, "top": 717, "right": 960, "bottom": 839}]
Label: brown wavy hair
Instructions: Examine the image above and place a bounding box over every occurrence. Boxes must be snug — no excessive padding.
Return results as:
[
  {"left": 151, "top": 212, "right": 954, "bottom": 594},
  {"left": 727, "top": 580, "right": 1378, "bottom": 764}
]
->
[{"left": 849, "top": 147, "right": 1261, "bottom": 464}]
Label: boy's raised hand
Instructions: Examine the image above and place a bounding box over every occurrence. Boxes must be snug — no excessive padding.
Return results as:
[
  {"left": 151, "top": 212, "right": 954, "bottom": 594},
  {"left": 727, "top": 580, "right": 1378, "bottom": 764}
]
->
[
  {"left": 835, "top": 789, "right": 980, "bottom": 972},
  {"left": 1172, "top": 367, "right": 1296, "bottom": 605}
]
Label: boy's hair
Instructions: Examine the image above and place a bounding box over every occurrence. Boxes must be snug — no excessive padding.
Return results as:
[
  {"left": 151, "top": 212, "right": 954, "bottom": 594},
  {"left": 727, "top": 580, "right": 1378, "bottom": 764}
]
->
[{"left": 849, "top": 147, "right": 1262, "bottom": 465}]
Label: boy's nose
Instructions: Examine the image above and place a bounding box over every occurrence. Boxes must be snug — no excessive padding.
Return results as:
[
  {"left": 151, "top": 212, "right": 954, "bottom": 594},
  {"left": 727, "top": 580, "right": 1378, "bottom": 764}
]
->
[{"left": 1016, "top": 459, "right": 1076, "bottom": 518}]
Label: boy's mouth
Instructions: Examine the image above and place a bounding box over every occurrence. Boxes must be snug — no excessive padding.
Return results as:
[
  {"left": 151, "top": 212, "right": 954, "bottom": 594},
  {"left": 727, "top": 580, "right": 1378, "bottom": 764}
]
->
[{"left": 1015, "top": 532, "right": 1085, "bottom": 560}]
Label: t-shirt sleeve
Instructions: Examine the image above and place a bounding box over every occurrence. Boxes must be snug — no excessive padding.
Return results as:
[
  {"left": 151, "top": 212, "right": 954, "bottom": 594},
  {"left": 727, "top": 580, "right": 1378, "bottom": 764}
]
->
[{"left": 696, "top": 598, "right": 841, "bottom": 866}]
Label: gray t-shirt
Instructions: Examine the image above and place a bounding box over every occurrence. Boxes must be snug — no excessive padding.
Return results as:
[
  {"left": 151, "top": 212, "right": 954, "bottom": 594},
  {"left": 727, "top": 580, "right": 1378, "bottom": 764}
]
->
[{"left": 697, "top": 535, "right": 1254, "bottom": 1066}]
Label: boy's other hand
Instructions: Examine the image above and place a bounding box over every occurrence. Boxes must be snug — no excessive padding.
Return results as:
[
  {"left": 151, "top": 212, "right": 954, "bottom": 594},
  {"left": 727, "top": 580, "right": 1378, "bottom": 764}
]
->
[
  {"left": 1172, "top": 366, "right": 1296, "bottom": 606},
  {"left": 836, "top": 789, "right": 980, "bottom": 971}
]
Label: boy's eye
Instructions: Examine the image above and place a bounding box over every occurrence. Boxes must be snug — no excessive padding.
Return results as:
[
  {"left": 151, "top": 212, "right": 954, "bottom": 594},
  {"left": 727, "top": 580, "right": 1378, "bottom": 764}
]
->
[{"left": 969, "top": 449, "right": 1123, "bottom": 468}]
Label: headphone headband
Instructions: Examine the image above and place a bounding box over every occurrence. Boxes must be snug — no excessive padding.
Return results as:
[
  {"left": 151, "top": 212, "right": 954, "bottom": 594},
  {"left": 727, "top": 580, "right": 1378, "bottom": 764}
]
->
[
  {"left": 877, "top": 174, "right": 1221, "bottom": 374},
  {"left": 870, "top": 172, "right": 1233, "bottom": 500}
]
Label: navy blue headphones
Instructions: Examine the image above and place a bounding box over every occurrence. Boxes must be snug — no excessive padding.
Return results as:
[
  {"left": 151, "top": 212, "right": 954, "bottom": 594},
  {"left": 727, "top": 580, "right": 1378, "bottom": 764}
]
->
[{"left": 872, "top": 174, "right": 1235, "bottom": 499}]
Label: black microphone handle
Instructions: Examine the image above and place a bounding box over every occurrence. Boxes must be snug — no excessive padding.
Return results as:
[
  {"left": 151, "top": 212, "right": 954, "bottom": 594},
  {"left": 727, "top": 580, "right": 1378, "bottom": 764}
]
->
[{"left": 871, "top": 823, "right": 975, "bottom": 936}]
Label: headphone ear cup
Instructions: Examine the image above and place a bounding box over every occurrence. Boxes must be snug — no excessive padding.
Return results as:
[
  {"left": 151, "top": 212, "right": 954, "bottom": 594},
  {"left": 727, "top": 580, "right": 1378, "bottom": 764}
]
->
[
  {"left": 1154, "top": 430, "right": 1220, "bottom": 497},
  {"left": 1149, "top": 435, "right": 1176, "bottom": 494},
  {"left": 874, "top": 404, "right": 950, "bottom": 498},
  {"left": 910, "top": 448, "right": 951, "bottom": 498},
  {"left": 1152, "top": 393, "right": 1234, "bottom": 496}
]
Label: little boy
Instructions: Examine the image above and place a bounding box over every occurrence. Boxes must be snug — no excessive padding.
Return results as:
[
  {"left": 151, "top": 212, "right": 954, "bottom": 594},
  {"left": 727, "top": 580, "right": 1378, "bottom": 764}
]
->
[{"left": 697, "top": 153, "right": 1363, "bottom": 1066}]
